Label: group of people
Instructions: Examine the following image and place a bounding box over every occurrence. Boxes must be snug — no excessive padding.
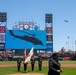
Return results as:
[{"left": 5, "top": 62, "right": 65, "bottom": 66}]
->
[
  {"left": 17, "top": 55, "right": 42, "bottom": 72},
  {"left": 17, "top": 53, "right": 63, "bottom": 75}
]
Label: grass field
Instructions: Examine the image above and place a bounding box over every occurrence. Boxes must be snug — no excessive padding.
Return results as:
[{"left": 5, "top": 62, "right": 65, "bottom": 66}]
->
[
  {"left": 0, "top": 61, "right": 76, "bottom": 75},
  {"left": 0, "top": 60, "right": 76, "bottom": 64},
  {"left": 59, "top": 61, "right": 76, "bottom": 64}
]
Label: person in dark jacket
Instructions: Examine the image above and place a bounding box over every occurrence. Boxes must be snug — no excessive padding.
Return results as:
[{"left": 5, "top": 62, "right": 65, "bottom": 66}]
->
[
  {"left": 24, "top": 63, "right": 27, "bottom": 71},
  {"left": 31, "top": 57, "right": 35, "bottom": 71},
  {"left": 48, "top": 53, "right": 63, "bottom": 75},
  {"left": 38, "top": 55, "right": 42, "bottom": 71},
  {"left": 17, "top": 57, "right": 22, "bottom": 71},
  {"left": 23, "top": 57, "right": 28, "bottom": 71}
]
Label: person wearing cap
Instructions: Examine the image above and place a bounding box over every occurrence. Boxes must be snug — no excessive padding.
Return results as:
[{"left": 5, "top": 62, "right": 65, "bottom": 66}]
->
[
  {"left": 17, "top": 57, "right": 22, "bottom": 71},
  {"left": 48, "top": 53, "right": 63, "bottom": 75}
]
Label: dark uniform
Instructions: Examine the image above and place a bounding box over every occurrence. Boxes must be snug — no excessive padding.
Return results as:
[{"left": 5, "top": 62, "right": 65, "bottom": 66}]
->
[
  {"left": 17, "top": 57, "right": 21, "bottom": 71},
  {"left": 23, "top": 58, "right": 28, "bottom": 71},
  {"left": 23, "top": 57, "right": 28, "bottom": 71},
  {"left": 48, "top": 53, "right": 63, "bottom": 75},
  {"left": 38, "top": 56, "right": 42, "bottom": 71},
  {"left": 24, "top": 63, "right": 27, "bottom": 71},
  {"left": 31, "top": 58, "right": 35, "bottom": 71}
]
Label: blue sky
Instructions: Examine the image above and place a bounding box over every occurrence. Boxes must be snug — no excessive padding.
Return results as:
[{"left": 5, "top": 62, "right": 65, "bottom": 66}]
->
[{"left": 0, "top": 0, "right": 76, "bottom": 51}]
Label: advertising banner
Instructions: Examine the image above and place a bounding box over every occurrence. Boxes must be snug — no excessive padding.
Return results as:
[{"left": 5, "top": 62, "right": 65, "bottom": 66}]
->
[
  {"left": 46, "top": 35, "right": 52, "bottom": 41},
  {"left": 46, "top": 27, "right": 52, "bottom": 34},
  {"left": 0, "top": 26, "right": 6, "bottom": 33},
  {"left": 47, "top": 43, "right": 53, "bottom": 51},
  {"left": 0, "top": 33, "right": 5, "bottom": 43},
  {"left": 0, "top": 43, "right": 5, "bottom": 49}
]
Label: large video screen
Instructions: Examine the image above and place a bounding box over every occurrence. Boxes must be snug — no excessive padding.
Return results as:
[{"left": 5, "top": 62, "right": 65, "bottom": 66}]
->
[{"left": 5, "top": 30, "right": 46, "bottom": 49}]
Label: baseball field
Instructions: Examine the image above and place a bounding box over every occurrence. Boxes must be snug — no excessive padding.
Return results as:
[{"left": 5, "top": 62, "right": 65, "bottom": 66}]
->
[{"left": 0, "top": 61, "right": 76, "bottom": 75}]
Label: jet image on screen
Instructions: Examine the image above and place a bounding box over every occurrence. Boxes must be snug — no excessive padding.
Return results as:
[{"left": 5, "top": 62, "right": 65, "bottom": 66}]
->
[
  {"left": 5, "top": 30, "right": 46, "bottom": 49},
  {"left": 9, "top": 30, "right": 43, "bottom": 46}
]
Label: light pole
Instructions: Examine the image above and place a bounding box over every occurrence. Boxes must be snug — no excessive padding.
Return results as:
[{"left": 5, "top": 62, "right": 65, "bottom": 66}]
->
[
  {"left": 66, "top": 42, "right": 68, "bottom": 51},
  {"left": 75, "top": 40, "right": 76, "bottom": 51},
  {"left": 70, "top": 41, "right": 71, "bottom": 50},
  {"left": 68, "top": 36, "right": 70, "bottom": 51},
  {"left": 72, "top": 36, "right": 74, "bottom": 51}
]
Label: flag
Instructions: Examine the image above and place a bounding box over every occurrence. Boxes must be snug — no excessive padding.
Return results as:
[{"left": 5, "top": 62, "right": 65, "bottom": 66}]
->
[
  {"left": 23, "top": 45, "right": 26, "bottom": 60},
  {"left": 24, "top": 46, "right": 34, "bottom": 63},
  {"left": 28, "top": 46, "right": 34, "bottom": 58}
]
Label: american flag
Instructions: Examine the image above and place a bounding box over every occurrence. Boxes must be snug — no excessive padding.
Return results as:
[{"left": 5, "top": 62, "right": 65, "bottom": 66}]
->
[{"left": 23, "top": 45, "right": 26, "bottom": 59}]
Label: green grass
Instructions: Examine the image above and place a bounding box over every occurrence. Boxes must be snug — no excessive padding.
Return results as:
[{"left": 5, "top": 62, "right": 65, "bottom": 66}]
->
[
  {"left": 0, "top": 61, "right": 76, "bottom": 75},
  {"left": 0, "top": 66, "right": 76, "bottom": 75},
  {"left": 0, "top": 67, "right": 17, "bottom": 75},
  {"left": 59, "top": 61, "right": 76, "bottom": 64},
  {"left": 0, "top": 61, "right": 48, "bottom": 65},
  {"left": 0, "top": 60, "right": 76, "bottom": 64},
  {"left": 61, "top": 67, "right": 76, "bottom": 75},
  {"left": 0, "top": 61, "right": 16, "bottom": 64},
  {"left": 0, "top": 66, "right": 48, "bottom": 75}
]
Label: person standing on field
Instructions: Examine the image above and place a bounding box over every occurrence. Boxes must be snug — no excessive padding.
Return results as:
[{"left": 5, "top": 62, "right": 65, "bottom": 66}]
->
[
  {"left": 31, "top": 57, "right": 35, "bottom": 71},
  {"left": 17, "top": 57, "right": 22, "bottom": 71},
  {"left": 48, "top": 53, "right": 63, "bottom": 75},
  {"left": 23, "top": 57, "right": 28, "bottom": 71},
  {"left": 38, "top": 55, "right": 42, "bottom": 71}
]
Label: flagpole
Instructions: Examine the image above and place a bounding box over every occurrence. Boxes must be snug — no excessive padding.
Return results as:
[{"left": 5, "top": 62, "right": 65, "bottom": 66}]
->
[{"left": 23, "top": 44, "right": 26, "bottom": 60}]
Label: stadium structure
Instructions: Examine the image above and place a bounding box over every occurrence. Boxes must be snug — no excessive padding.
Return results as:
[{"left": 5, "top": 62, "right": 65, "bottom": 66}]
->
[{"left": 0, "top": 12, "right": 53, "bottom": 60}]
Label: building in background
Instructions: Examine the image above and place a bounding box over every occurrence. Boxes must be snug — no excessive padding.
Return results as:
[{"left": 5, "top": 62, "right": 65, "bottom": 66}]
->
[{"left": 0, "top": 13, "right": 53, "bottom": 57}]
